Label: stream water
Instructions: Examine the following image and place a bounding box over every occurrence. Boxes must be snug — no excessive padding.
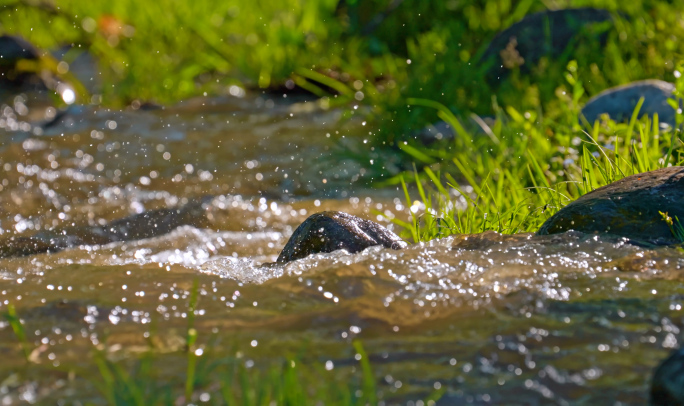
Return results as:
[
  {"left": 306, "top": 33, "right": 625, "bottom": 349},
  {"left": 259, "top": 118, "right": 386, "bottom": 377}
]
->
[{"left": 0, "top": 92, "right": 683, "bottom": 405}]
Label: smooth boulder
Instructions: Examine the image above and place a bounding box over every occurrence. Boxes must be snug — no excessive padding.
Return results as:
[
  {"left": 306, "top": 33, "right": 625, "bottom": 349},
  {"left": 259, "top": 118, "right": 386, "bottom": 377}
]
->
[
  {"left": 481, "top": 8, "right": 612, "bottom": 81},
  {"left": 581, "top": 80, "right": 676, "bottom": 125},
  {"left": 538, "top": 167, "right": 684, "bottom": 245},
  {"left": 651, "top": 348, "right": 684, "bottom": 405},
  {"left": 277, "top": 211, "right": 408, "bottom": 263}
]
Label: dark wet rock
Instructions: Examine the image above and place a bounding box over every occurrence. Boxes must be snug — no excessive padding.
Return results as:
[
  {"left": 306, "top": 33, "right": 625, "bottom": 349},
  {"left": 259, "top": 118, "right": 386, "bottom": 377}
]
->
[
  {"left": 0, "top": 35, "right": 44, "bottom": 89},
  {"left": 97, "top": 199, "right": 213, "bottom": 241},
  {"left": 537, "top": 167, "right": 684, "bottom": 245},
  {"left": 0, "top": 197, "right": 214, "bottom": 258},
  {"left": 277, "top": 211, "right": 408, "bottom": 263},
  {"left": 651, "top": 347, "right": 684, "bottom": 405},
  {"left": 0, "top": 236, "right": 54, "bottom": 257},
  {"left": 481, "top": 8, "right": 612, "bottom": 81},
  {"left": 581, "top": 80, "right": 676, "bottom": 125},
  {"left": 0, "top": 35, "right": 40, "bottom": 66}
]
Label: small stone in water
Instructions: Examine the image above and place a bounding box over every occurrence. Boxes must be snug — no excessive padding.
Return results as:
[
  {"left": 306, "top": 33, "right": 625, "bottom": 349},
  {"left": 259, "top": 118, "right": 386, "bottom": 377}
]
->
[{"left": 276, "top": 211, "right": 408, "bottom": 263}]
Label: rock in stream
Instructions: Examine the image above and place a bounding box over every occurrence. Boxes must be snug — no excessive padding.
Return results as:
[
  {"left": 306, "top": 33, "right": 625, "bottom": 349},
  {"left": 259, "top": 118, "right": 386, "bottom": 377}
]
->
[
  {"left": 537, "top": 167, "right": 684, "bottom": 245},
  {"left": 277, "top": 211, "right": 408, "bottom": 263},
  {"left": 0, "top": 197, "right": 214, "bottom": 258}
]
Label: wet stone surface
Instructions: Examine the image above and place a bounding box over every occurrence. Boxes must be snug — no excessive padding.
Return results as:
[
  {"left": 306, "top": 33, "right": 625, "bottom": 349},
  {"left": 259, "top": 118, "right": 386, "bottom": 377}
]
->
[
  {"left": 538, "top": 167, "right": 684, "bottom": 245},
  {"left": 277, "top": 211, "right": 408, "bottom": 263},
  {"left": 581, "top": 79, "right": 676, "bottom": 125}
]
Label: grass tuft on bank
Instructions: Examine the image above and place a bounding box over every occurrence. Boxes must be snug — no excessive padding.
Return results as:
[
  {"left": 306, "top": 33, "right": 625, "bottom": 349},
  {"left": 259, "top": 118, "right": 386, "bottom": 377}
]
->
[{"left": 389, "top": 82, "right": 684, "bottom": 242}]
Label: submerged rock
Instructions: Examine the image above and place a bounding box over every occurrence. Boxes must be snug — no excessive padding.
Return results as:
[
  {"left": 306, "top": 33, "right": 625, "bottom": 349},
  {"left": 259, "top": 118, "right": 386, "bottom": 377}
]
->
[
  {"left": 581, "top": 80, "right": 676, "bottom": 125},
  {"left": 277, "top": 211, "right": 408, "bottom": 263},
  {"left": 651, "top": 348, "right": 684, "bottom": 405},
  {"left": 0, "top": 236, "right": 54, "bottom": 258},
  {"left": 0, "top": 197, "right": 213, "bottom": 258},
  {"left": 537, "top": 167, "right": 684, "bottom": 245},
  {"left": 95, "top": 199, "right": 213, "bottom": 242},
  {"left": 481, "top": 8, "right": 612, "bottom": 81}
]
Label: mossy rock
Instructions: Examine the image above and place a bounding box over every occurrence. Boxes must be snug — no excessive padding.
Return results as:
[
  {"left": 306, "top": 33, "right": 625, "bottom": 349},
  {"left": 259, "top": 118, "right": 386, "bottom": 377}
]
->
[
  {"left": 537, "top": 167, "right": 684, "bottom": 245},
  {"left": 481, "top": 8, "right": 612, "bottom": 82},
  {"left": 277, "top": 211, "right": 408, "bottom": 263}
]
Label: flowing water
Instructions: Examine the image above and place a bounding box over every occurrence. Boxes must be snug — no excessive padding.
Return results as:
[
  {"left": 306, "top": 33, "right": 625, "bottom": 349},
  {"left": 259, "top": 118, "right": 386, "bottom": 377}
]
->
[{"left": 0, "top": 92, "right": 683, "bottom": 405}]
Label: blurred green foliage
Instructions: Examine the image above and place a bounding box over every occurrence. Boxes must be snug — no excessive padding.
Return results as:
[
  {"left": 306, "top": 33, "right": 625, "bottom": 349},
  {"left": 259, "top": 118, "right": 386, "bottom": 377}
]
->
[
  {"left": 2, "top": 0, "right": 683, "bottom": 113},
  {"left": 365, "top": 0, "right": 684, "bottom": 143},
  {"left": 1, "top": 0, "right": 345, "bottom": 104}
]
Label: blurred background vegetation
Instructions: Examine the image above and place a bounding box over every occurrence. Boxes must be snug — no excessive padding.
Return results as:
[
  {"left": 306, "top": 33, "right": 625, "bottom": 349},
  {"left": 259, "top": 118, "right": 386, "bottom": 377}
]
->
[
  {"left": 4, "top": 0, "right": 684, "bottom": 239},
  {"left": 2, "top": 0, "right": 682, "bottom": 113}
]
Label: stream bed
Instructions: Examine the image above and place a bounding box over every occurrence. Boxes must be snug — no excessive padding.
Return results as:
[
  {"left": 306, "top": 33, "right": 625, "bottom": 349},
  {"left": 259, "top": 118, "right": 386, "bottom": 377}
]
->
[{"left": 0, "top": 92, "right": 683, "bottom": 405}]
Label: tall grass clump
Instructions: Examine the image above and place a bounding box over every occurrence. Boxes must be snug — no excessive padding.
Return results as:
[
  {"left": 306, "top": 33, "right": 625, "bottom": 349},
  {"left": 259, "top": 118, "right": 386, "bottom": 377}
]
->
[{"left": 389, "top": 64, "right": 684, "bottom": 242}]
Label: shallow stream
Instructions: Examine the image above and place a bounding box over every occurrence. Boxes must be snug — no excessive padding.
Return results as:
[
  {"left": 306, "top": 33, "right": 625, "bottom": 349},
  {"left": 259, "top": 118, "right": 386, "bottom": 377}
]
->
[{"left": 0, "top": 92, "right": 683, "bottom": 404}]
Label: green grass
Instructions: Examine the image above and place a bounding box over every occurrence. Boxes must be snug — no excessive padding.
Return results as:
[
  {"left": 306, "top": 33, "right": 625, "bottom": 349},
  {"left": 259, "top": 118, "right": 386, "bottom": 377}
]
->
[
  {"left": 388, "top": 74, "right": 684, "bottom": 242},
  {"left": 2, "top": 0, "right": 348, "bottom": 104},
  {"left": 87, "top": 342, "right": 386, "bottom": 406},
  {"left": 660, "top": 211, "right": 684, "bottom": 243},
  {"left": 3, "top": 304, "right": 31, "bottom": 361},
  {"left": 2, "top": 0, "right": 684, "bottom": 112}
]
